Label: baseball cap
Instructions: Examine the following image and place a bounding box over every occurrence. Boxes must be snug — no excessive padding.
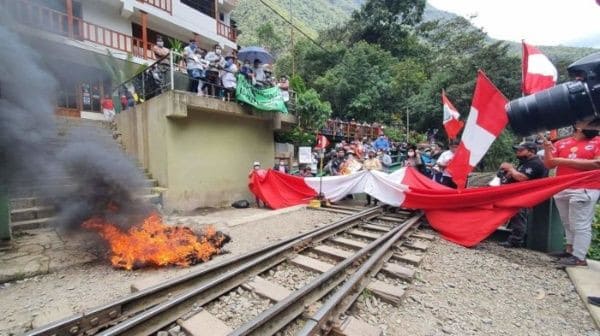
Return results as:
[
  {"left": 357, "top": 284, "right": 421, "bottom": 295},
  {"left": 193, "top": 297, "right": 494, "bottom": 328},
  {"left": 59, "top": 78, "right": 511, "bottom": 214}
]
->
[
  {"left": 512, "top": 141, "right": 537, "bottom": 152},
  {"left": 253, "top": 161, "right": 260, "bottom": 166}
]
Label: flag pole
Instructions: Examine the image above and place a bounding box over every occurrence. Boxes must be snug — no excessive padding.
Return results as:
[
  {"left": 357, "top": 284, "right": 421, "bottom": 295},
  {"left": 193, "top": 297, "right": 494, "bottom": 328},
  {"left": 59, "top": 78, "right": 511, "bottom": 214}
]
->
[{"left": 318, "top": 148, "right": 324, "bottom": 200}]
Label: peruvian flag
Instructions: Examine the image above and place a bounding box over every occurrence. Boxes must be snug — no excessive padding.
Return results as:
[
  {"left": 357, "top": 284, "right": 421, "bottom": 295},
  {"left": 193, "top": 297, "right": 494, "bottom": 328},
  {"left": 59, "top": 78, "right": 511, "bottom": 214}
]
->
[
  {"left": 447, "top": 70, "right": 508, "bottom": 189},
  {"left": 315, "top": 134, "right": 330, "bottom": 149},
  {"left": 442, "top": 90, "right": 464, "bottom": 140},
  {"left": 522, "top": 41, "right": 557, "bottom": 95},
  {"left": 249, "top": 167, "right": 600, "bottom": 247}
]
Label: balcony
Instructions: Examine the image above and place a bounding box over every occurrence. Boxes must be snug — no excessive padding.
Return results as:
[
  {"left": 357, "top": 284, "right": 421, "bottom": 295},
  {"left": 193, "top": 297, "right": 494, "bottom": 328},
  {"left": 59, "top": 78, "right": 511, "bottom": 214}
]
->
[
  {"left": 217, "top": 21, "right": 236, "bottom": 42},
  {"left": 138, "top": 0, "right": 172, "bottom": 14},
  {"left": 2, "top": 0, "right": 156, "bottom": 60}
]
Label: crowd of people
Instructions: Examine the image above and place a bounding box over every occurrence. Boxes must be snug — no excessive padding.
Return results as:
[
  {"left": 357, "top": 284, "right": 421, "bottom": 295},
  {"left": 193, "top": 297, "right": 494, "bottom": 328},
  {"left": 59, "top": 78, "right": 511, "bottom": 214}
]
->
[{"left": 154, "top": 37, "right": 290, "bottom": 101}]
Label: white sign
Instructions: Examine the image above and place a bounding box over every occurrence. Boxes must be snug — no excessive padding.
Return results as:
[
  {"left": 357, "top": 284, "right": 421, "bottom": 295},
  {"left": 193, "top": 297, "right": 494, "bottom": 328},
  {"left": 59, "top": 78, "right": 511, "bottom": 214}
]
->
[{"left": 298, "top": 146, "right": 312, "bottom": 164}]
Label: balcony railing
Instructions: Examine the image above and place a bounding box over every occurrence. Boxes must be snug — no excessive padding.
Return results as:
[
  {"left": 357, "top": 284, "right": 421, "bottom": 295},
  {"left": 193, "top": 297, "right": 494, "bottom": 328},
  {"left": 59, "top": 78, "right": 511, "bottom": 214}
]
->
[
  {"left": 138, "top": 0, "right": 172, "bottom": 15},
  {"left": 2, "top": 0, "right": 159, "bottom": 59},
  {"left": 217, "top": 21, "right": 237, "bottom": 42}
]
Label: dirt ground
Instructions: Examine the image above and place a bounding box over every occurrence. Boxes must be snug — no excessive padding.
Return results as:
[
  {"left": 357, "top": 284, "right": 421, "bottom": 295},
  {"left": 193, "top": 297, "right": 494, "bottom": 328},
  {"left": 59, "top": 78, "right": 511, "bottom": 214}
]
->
[{"left": 0, "top": 207, "right": 598, "bottom": 336}]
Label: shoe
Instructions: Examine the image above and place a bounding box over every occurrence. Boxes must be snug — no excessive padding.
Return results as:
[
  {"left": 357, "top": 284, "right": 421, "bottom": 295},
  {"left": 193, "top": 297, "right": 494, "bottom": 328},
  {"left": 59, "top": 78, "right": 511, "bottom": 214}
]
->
[
  {"left": 588, "top": 296, "right": 600, "bottom": 307},
  {"left": 548, "top": 251, "right": 571, "bottom": 258},
  {"left": 557, "top": 256, "right": 587, "bottom": 267},
  {"left": 499, "top": 241, "right": 521, "bottom": 248}
]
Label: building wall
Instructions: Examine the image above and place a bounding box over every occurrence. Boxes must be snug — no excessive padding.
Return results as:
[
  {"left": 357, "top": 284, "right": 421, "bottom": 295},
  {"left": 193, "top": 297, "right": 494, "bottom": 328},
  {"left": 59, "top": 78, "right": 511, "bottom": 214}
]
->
[
  {"left": 120, "top": 0, "right": 236, "bottom": 50},
  {"left": 116, "top": 92, "right": 275, "bottom": 211},
  {"left": 82, "top": 1, "right": 131, "bottom": 36}
]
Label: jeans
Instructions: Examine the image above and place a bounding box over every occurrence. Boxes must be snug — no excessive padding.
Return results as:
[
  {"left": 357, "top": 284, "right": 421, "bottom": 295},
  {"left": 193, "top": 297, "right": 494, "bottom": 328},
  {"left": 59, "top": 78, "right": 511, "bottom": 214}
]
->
[
  {"left": 554, "top": 188, "right": 600, "bottom": 260},
  {"left": 507, "top": 208, "right": 528, "bottom": 245}
]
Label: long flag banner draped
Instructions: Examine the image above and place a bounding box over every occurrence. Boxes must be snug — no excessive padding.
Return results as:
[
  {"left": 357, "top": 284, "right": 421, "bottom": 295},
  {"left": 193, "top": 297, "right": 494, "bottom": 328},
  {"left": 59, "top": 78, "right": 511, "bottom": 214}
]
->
[
  {"left": 235, "top": 75, "right": 288, "bottom": 113},
  {"left": 249, "top": 168, "right": 600, "bottom": 247},
  {"left": 522, "top": 41, "right": 558, "bottom": 95},
  {"left": 441, "top": 90, "right": 464, "bottom": 140},
  {"left": 447, "top": 71, "right": 508, "bottom": 189}
]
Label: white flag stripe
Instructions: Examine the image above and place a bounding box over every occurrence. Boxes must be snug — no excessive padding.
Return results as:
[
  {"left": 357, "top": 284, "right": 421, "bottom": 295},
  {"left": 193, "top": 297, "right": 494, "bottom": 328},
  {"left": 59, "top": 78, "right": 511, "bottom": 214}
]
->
[
  {"left": 527, "top": 54, "right": 558, "bottom": 80},
  {"left": 443, "top": 104, "right": 460, "bottom": 123},
  {"left": 461, "top": 107, "right": 497, "bottom": 166}
]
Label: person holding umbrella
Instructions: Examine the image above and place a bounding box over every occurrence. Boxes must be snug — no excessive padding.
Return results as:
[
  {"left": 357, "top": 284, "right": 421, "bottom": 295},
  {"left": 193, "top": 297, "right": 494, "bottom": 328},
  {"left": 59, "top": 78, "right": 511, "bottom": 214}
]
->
[{"left": 237, "top": 46, "right": 274, "bottom": 88}]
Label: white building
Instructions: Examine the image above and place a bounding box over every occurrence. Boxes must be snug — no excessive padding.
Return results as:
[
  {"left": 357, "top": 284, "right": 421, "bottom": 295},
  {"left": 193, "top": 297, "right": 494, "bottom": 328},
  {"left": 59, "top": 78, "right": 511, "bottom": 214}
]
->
[{"left": 1, "top": 0, "right": 238, "bottom": 117}]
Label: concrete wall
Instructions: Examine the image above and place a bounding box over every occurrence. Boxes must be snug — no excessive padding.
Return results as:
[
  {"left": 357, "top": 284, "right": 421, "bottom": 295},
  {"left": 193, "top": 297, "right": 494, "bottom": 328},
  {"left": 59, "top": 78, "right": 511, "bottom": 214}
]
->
[
  {"left": 82, "top": 1, "right": 131, "bottom": 36},
  {"left": 116, "top": 91, "right": 276, "bottom": 211}
]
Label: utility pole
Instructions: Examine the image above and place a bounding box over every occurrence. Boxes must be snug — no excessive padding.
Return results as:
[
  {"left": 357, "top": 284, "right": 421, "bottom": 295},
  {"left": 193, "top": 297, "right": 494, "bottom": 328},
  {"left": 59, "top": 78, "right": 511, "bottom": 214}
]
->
[
  {"left": 289, "top": 0, "right": 295, "bottom": 77},
  {"left": 406, "top": 106, "right": 409, "bottom": 143}
]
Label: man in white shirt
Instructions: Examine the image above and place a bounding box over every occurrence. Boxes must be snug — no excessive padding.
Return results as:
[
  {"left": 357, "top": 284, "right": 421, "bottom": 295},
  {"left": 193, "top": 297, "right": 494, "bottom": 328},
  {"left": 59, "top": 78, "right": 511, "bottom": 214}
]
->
[
  {"left": 434, "top": 141, "right": 459, "bottom": 188},
  {"left": 252, "top": 59, "right": 266, "bottom": 87}
]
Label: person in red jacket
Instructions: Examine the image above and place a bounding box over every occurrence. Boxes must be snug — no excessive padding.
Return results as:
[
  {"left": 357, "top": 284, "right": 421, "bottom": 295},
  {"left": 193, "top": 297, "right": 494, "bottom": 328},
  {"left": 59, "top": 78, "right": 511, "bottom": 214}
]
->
[
  {"left": 543, "top": 127, "right": 600, "bottom": 266},
  {"left": 101, "top": 95, "right": 115, "bottom": 121}
]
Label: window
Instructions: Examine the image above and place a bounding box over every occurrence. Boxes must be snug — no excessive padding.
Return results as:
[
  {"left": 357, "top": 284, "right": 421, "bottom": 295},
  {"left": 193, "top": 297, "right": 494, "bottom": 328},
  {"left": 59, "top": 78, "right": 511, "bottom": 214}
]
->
[
  {"left": 219, "top": 12, "right": 224, "bottom": 21},
  {"left": 181, "top": 0, "right": 215, "bottom": 18}
]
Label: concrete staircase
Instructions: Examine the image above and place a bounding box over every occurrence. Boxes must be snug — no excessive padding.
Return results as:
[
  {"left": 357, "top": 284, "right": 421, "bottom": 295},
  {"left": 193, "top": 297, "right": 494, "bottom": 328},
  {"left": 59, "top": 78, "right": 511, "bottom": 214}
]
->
[{"left": 8, "top": 117, "right": 164, "bottom": 232}]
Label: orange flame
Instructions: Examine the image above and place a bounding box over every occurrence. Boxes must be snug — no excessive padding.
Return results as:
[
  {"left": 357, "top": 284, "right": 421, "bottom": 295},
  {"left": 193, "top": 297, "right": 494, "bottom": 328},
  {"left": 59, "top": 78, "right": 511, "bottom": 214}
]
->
[{"left": 83, "top": 213, "right": 228, "bottom": 270}]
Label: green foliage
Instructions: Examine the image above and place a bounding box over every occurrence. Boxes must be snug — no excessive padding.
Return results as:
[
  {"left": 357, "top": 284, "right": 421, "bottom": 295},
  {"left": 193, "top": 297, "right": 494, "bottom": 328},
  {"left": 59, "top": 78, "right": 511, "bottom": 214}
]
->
[
  {"left": 313, "top": 41, "right": 401, "bottom": 123},
  {"left": 94, "top": 50, "right": 147, "bottom": 86},
  {"left": 478, "top": 131, "right": 517, "bottom": 172},
  {"left": 256, "top": 22, "right": 285, "bottom": 57},
  {"left": 167, "top": 38, "right": 184, "bottom": 63},
  {"left": 295, "top": 88, "right": 332, "bottom": 132},
  {"left": 289, "top": 74, "right": 307, "bottom": 93},
  {"left": 589, "top": 205, "right": 600, "bottom": 261}
]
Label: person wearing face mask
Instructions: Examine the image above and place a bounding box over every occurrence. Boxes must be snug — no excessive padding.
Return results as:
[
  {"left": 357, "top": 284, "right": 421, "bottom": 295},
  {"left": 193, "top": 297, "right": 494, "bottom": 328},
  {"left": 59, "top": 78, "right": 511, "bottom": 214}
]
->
[
  {"left": 363, "top": 150, "right": 382, "bottom": 206},
  {"left": 497, "top": 142, "right": 548, "bottom": 248},
  {"left": 543, "top": 127, "right": 600, "bottom": 266},
  {"left": 183, "top": 39, "right": 203, "bottom": 93},
  {"left": 403, "top": 145, "right": 420, "bottom": 169}
]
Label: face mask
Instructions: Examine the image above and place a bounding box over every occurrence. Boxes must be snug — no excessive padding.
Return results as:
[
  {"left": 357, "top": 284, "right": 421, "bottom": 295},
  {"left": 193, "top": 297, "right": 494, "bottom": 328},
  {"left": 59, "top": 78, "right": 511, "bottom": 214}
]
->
[
  {"left": 408, "top": 151, "right": 415, "bottom": 157},
  {"left": 190, "top": 44, "right": 196, "bottom": 50},
  {"left": 157, "top": 41, "right": 164, "bottom": 47},
  {"left": 216, "top": 49, "right": 222, "bottom": 55},
  {"left": 254, "top": 166, "right": 260, "bottom": 170}
]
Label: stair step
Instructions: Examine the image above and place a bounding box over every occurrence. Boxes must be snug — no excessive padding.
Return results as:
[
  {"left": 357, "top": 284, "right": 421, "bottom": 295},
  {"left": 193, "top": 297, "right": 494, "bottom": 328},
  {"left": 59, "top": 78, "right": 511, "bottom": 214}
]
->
[
  {"left": 11, "top": 217, "right": 56, "bottom": 231},
  {"left": 11, "top": 206, "right": 55, "bottom": 222}
]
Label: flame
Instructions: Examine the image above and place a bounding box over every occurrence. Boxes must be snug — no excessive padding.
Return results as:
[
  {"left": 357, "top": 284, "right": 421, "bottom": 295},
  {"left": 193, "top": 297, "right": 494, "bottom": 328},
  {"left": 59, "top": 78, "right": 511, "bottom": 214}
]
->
[{"left": 83, "top": 213, "right": 228, "bottom": 270}]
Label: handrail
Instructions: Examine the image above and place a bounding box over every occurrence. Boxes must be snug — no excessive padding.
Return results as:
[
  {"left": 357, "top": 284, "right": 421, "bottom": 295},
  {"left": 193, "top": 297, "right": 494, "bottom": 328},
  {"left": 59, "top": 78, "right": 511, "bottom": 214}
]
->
[
  {"left": 138, "top": 0, "right": 172, "bottom": 14},
  {"left": 217, "top": 21, "right": 236, "bottom": 42}
]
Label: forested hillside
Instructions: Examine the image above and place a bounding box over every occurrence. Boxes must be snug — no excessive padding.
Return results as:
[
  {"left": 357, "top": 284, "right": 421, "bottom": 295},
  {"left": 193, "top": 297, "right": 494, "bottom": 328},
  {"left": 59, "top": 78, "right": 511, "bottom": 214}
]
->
[{"left": 233, "top": 0, "right": 598, "bottom": 170}]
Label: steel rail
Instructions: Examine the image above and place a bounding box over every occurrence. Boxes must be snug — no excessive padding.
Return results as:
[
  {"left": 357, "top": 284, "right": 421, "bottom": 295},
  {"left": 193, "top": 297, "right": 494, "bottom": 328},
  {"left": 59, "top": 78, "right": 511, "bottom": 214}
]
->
[
  {"left": 90, "top": 206, "right": 386, "bottom": 336},
  {"left": 298, "top": 213, "right": 422, "bottom": 335},
  {"left": 227, "top": 213, "right": 422, "bottom": 336},
  {"left": 26, "top": 206, "right": 384, "bottom": 336}
]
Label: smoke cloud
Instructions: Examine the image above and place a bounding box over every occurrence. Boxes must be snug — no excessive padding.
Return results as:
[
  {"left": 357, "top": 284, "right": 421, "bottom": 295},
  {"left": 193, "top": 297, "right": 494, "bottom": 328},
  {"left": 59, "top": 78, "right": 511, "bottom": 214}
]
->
[{"left": 0, "top": 19, "right": 151, "bottom": 230}]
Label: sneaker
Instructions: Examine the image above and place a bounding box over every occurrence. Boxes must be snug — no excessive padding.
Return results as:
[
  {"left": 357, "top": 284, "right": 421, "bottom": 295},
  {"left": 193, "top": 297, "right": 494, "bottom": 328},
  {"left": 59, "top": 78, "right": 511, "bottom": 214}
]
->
[
  {"left": 588, "top": 296, "right": 600, "bottom": 307},
  {"left": 548, "top": 251, "right": 571, "bottom": 258},
  {"left": 557, "top": 256, "right": 587, "bottom": 267}
]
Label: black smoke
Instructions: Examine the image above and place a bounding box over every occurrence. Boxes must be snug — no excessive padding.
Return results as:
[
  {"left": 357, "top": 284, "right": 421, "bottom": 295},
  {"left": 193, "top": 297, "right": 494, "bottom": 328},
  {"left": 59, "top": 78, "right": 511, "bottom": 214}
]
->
[{"left": 0, "top": 19, "right": 152, "bottom": 230}]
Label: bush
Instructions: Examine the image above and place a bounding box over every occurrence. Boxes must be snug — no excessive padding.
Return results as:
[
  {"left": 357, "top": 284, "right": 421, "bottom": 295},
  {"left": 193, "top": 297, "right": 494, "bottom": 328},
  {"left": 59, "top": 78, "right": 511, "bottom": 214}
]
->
[{"left": 588, "top": 204, "right": 600, "bottom": 261}]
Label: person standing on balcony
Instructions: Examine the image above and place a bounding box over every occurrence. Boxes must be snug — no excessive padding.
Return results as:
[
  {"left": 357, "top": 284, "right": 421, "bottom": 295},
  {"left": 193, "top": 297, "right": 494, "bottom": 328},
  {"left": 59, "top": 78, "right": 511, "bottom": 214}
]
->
[
  {"left": 278, "top": 76, "right": 290, "bottom": 103},
  {"left": 205, "top": 44, "right": 225, "bottom": 97},
  {"left": 183, "top": 39, "right": 204, "bottom": 94},
  {"left": 252, "top": 59, "right": 267, "bottom": 88},
  {"left": 152, "top": 36, "right": 170, "bottom": 63},
  {"left": 221, "top": 55, "right": 238, "bottom": 101}
]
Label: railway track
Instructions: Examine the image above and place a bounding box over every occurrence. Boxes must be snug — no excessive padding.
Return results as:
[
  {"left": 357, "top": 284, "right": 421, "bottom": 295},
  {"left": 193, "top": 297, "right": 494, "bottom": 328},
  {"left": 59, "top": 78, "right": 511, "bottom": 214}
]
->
[{"left": 27, "top": 205, "right": 432, "bottom": 336}]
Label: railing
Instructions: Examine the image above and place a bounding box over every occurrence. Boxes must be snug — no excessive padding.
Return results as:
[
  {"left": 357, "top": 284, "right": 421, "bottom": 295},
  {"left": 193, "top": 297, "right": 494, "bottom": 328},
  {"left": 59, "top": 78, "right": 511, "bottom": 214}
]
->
[
  {"left": 110, "top": 50, "right": 296, "bottom": 116},
  {"left": 217, "top": 21, "right": 237, "bottom": 42},
  {"left": 320, "top": 120, "right": 384, "bottom": 140},
  {"left": 138, "top": 0, "right": 172, "bottom": 14},
  {"left": 3, "top": 0, "right": 157, "bottom": 58}
]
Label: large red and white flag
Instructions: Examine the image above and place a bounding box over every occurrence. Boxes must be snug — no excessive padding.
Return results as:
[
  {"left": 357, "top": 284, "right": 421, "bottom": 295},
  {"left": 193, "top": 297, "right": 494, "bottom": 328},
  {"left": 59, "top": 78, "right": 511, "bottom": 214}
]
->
[
  {"left": 522, "top": 41, "right": 557, "bottom": 95},
  {"left": 447, "top": 70, "right": 508, "bottom": 188},
  {"left": 442, "top": 90, "right": 464, "bottom": 140}
]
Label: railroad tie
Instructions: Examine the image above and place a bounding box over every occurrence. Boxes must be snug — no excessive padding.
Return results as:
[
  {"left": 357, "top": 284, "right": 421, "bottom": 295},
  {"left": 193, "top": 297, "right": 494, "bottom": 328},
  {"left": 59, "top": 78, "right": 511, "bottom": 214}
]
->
[
  {"left": 404, "top": 240, "right": 430, "bottom": 251},
  {"left": 410, "top": 232, "right": 436, "bottom": 241},
  {"left": 178, "top": 310, "right": 232, "bottom": 336},
  {"left": 332, "top": 316, "right": 383, "bottom": 336},
  {"left": 366, "top": 280, "right": 406, "bottom": 306},
  {"left": 312, "top": 245, "right": 354, "bottom": 260},
  {"left": 241, "top": 276, "right": 291, "bottom": 302},
  {"left": 290, "top": 254, "right": 335, "bottom": 273},
  {"left": 392, "top": 253, "right": 423, "bottom": 266},
  {"left": 330, "top": 237, "right": 369, "bottom": 249},
  {"left": 361, "top": 223, "right": 391, "bottom": 232},
  {"left": 348, "top": 229, "right": 382, "bottom": 240},
  {"left": 382, "top": 263, "right": 415, "bottom": 281}
]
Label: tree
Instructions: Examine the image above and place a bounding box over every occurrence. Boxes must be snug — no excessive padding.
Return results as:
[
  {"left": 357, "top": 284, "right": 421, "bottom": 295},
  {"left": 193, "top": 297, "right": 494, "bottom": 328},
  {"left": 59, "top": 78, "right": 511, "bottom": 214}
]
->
[
  {"left": 313, "top": 41, "right": 402, "bottom": 123},
  {"left": 256, "top": 22, "right": 285, "bottom": 58}
]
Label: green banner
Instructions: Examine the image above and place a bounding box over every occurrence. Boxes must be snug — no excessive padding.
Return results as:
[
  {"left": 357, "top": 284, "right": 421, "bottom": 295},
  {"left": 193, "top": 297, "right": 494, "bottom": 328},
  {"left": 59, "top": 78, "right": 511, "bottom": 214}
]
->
[{"left": 235, "top": 75, "right": 288, "bottom": 113}]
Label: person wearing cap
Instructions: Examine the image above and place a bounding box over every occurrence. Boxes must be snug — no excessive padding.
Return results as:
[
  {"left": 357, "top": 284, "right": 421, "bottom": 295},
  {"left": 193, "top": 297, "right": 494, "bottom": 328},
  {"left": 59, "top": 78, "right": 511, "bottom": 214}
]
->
[
  {"left": 498, "top": 141, "right": 548, "bottom": 248},
  {"left": 543, "top": 127, "right": 600, "bottom": 266}
]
